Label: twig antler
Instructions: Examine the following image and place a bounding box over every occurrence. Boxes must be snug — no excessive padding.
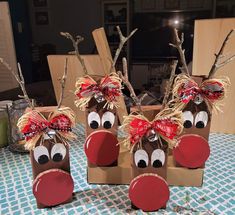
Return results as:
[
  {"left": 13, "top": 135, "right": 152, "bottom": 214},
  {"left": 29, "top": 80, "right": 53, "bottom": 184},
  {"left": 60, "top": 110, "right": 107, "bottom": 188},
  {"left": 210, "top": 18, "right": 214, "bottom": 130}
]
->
[
  {"left": 0, "top": 58, "right": 34, "bottom": 109},
  {"left": 208, "top": 29, "right": 235, "bottom": 79},
  {"left": 60, "top": 32, "right": 88, "bottom": 75},
  {"left": 117, "top": 57, "right": 143, "bottom": 114},
  {"left": 57, "top": 57, "right": 68, "bottom": 109},
  {"left": 162, "top": 60, "right": 178, "bottom": 108},
  {"left": 169, "top": 28, "right": 189, "bottom": 75},
  {"left": 111, "top": 26, "right": 138, "bottom": 72}
]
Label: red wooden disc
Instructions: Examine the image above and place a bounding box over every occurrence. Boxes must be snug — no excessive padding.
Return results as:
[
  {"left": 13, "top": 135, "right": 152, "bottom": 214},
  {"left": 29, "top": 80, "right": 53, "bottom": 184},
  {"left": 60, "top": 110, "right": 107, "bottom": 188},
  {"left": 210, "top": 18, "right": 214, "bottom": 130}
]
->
[
  {"left": 85, "top": 130, "right": 119, "bottom": 166},
  {"left": 129, "top": 174, "right": 170, "bottom": 212},
  {"left": 33, "top": 169, "right": 74, "bottom": 207},
  {"left": 173, "top": 134, "right": 210, "bottom": 168}
]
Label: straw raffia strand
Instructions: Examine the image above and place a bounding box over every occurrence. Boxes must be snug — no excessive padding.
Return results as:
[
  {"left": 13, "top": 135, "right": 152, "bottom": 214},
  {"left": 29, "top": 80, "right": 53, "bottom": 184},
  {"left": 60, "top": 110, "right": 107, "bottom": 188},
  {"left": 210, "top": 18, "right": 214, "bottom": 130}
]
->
[
  {"left": 74, "top": 75, "right": 96, "bottom": 110},
  {"left": 120, "top": 107, "right": 183, "bottom": 150},
  {"left": 17, "top": 110, "right": 46, "bottom": 150},
  {"left": 171, "top": 74, "right": 230, "bottom": 113},
  {"left": 154, "top": 107, "right": 183, "bottom": 148}
]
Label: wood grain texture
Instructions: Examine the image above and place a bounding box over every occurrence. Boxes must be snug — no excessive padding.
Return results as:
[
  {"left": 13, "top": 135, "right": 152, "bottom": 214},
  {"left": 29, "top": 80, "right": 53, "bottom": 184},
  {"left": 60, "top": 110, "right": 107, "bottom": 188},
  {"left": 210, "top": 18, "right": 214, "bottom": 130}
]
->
[
  {"left": 92, "top": 27, "right": 128, "bottom": 124},
  {"left": 47, "top": 55, "right": 103, "bottom": 123},
  {"left": 192, "top": 18, "right": 235, "bottom": 134}
]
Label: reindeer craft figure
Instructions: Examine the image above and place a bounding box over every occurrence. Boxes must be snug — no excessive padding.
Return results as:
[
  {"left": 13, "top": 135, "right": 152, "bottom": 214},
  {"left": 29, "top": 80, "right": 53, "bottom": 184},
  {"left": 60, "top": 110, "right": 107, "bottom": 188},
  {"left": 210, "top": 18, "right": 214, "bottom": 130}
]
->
[
  {"left": 0, "top": 58, "right": 76, "bottom": 208},
  {"left": 170, "top": 29, "right": 234, "bottom": 168},
  {"left": 61, "top": 27, "right": 136, "bottom": 167},
  {"left": 119, "top": 59, "right": 183, "bottom": 212}
]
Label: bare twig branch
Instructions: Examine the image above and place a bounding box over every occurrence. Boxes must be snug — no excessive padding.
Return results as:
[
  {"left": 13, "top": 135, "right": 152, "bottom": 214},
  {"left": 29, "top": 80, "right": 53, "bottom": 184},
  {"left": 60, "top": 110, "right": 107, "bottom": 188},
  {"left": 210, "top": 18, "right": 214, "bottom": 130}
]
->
[
  {"left": 208, "top": 29, "right": 235, "bottom": 78},
  {"left": 0, "top": 58, "right": 34, "bottom": 109},
  {"left": 118, "top": 57, "right": 143, "bottom": 114},
  {"left": 57, "top": 57, "right": 68, "bottom": 109},
  {"left": 111, "top": 26, "right": 138, "bottom": 72},
  {"left": 60, "top": 32, "right": 88, "bottom": 75},
  {"left": 169, "top": 28, "right": 189, "bottom": 75},
  {"left": 162, "top": 60, "right": 178, "bottom": 109}
]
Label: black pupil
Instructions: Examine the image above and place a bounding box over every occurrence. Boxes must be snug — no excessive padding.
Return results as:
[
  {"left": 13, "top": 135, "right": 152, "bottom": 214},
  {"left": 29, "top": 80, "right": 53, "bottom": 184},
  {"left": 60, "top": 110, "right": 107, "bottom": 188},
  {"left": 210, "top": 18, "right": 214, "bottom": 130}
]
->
[
  {"left": 153, "top": 160, "right": 163, "bottom": 168},
  {"left": 90, "top": 120, "right": 99, "bottom": 129},
  {"left": 103, "top": 121, "right": 112, "bottom": 129},
  {"left": 184, "top": 120, "right": 192, "bottom": 128},
  {"left": 196, "top": 121, "right": 205, "bottom": 128},
  {"left": 137, "top": 160, "right": 147, "bottom": 168},
  {"left": 38, "top": 155, "right": 49, "bottom": 164},
  {"left": 53, "top": 153, "right": 63, "bottom": 162}
]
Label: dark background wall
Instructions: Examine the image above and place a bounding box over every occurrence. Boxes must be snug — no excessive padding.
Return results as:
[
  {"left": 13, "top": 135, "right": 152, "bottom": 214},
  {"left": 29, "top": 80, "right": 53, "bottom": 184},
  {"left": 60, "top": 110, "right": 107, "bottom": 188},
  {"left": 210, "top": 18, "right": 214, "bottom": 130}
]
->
[{"left": 27, "top": 0, "right": 102, "bottom": 54}]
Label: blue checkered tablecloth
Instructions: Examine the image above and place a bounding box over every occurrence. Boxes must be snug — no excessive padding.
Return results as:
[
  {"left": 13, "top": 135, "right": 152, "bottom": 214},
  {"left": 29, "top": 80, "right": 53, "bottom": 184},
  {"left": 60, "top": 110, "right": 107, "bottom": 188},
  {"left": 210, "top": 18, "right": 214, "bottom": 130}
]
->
[{"left": 1, "top": 124, "right": 235, "bottom": 215}]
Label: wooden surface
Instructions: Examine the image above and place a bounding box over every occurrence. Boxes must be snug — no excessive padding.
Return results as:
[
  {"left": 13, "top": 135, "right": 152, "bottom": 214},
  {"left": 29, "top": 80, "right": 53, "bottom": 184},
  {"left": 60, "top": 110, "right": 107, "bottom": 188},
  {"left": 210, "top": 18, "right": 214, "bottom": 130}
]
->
[
  {"left": 92, "top": 27, "right": 128, "bottom": 124},
  {"left": 47, "top": 55, "right": 104, "bottom": 123},
  {"left": 0, "top": 2, "right": 18, "bottom": 92},
  {"left": 192, "top": 18, "right": 235, "bottom": 134}
]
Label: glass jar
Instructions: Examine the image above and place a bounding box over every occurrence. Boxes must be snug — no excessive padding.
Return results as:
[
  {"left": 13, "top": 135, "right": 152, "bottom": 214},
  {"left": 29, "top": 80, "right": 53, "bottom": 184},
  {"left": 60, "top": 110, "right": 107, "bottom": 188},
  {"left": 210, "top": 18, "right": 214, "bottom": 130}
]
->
[
  {"left": 0, "top": 100, "right": 12, "bottom": 148},
  {"left": 7, "top": 99, "right": 32, "bottom": 153}
]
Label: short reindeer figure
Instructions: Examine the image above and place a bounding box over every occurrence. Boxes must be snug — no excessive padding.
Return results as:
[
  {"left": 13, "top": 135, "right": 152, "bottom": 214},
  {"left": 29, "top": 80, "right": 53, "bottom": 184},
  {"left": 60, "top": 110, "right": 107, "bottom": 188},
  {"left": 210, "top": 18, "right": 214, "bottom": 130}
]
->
[
  {"left": 18, "top": 107, "right": 76, "bottom": 208},
  {"left": 61, "top": 27, "right": 136, "bottom": 167},
  {"left": 170, "top": 29, "right": 234, "bottom": 168},
  {"left": 0, "top": 58, "right": 76, "bottom": 208},
  {"left": 75, "top": 74, "right": 122, "bottom": 166},
  {"left": 120, "top": 59, "right": 183, "bottom": 212}
]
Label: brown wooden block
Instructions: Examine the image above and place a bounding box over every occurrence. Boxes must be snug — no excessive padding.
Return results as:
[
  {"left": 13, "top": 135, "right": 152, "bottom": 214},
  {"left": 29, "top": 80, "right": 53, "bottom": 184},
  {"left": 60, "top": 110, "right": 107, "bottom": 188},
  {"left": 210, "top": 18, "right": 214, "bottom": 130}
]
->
[
  {"left": 173, "top": 76, "right": 211, "bottom": 169},
  {"left": 26, "top": 106, "right": 74, "bottom": 208}
]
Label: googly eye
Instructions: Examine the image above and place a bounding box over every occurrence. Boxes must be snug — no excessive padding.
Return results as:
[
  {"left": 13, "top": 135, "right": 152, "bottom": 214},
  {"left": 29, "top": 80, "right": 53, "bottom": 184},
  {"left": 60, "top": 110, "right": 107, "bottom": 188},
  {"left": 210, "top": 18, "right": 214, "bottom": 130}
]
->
[
  {"left": 151, "top": 149, "right": 165, "bottom": 168},
  {"left": 101, "top": 111, "right": 115, "bottom": 129},
  {"left": 51, "top": 143, "right": 66, "bottom": 162},
  {"left": 88, "top": 112, "right": 100, "bottom": 129},
  {"left": 134, "top": 149, "right": 149, "bottom": 168},
  {"left": 183, "top": 111, "right": 194, "bottom": 128},
  {"left": 195, "top": 111, "right": 208, "bottom": 128},
  {"left": 33, "top": 146, "right": 49, "bottom": 165}
]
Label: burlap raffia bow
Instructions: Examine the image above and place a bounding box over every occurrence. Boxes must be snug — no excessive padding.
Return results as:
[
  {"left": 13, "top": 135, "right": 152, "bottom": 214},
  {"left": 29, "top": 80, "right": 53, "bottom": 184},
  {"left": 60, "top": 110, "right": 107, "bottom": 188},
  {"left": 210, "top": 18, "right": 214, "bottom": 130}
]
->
[
  {"left": 75, "top": 73, "right": 122, "bottom": 110},
  {"left": 122, "top": 108, "right": 183, "bottom": 151},
  {"left": 17, "top": 107, "right": 76, "bottom": 150},
  {"left": 172, "top": 75, "right": 230, "bottom": 110}
]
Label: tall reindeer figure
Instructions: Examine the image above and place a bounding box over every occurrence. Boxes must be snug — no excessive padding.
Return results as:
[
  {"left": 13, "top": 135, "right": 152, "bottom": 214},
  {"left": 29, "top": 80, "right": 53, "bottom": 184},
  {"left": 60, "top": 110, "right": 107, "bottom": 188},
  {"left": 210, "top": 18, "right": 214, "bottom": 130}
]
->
[
  {"left": 61, "top": 28, "right": 136, "bottom": 167},
  {"left": 0, "top": 58, "right": 76, "bottom": 208},
  {"left": 170, "top": 29, "right": 234, "bottom": 168},
  {"left": 119, "top": 58, "right": 183, "bottom": 211}
]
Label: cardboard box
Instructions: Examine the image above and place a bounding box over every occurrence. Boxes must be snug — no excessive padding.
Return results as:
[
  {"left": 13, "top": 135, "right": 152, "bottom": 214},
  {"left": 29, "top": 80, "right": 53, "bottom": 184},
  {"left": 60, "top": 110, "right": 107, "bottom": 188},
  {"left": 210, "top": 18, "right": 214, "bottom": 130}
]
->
[
  {"left": 87, "top": 142, "right": 204, "bottom": 187},
  {"left": 130, "top": 105, "right": 162, "bottom": 121},
  {"left": 87, "top": 104, "right": 204, "bottom": 186}
]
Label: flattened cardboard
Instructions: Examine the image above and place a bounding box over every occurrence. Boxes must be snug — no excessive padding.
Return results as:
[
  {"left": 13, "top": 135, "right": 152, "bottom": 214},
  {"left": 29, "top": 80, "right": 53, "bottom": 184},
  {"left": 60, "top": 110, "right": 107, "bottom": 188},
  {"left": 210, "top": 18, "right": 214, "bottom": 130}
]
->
[
  {"left": 48, "top": 55, "right": 104, "bottom": 124},
  {"left": 193, "top": 18, "right": 235, "bottom": 134}
]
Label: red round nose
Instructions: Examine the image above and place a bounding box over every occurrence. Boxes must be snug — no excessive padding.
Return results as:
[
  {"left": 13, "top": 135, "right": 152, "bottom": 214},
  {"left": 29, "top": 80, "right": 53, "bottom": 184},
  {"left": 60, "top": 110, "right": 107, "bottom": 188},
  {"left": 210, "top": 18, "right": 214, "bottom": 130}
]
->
[
  {"left": 33, "top": 169, "right": 74, "bottom": 207},
  {"left": 129, "top": 174, "right": 170, "bottom": 212},
  {"left": 173, "top": 134, "right": 210, "bottom": 168},
  {"left": 84, "top": 130, "right": 119, "bottom": 166}
]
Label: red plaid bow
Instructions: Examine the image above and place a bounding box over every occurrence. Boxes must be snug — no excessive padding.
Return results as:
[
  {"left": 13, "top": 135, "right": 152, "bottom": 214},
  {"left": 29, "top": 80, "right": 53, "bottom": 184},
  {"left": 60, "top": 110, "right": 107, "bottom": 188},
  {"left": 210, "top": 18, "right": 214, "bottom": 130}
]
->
[
  {"left": 21, "top": 113, "right": 72, "bottom": 141},
  {"left": 178, "top": 79, "right": 225, "bottom": 104},
  {"left": 75, "top": 74, "right": 122, "bottom": 108},
  {"left": 129, "top": 117, "right": 179, "bottom": 145}
]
